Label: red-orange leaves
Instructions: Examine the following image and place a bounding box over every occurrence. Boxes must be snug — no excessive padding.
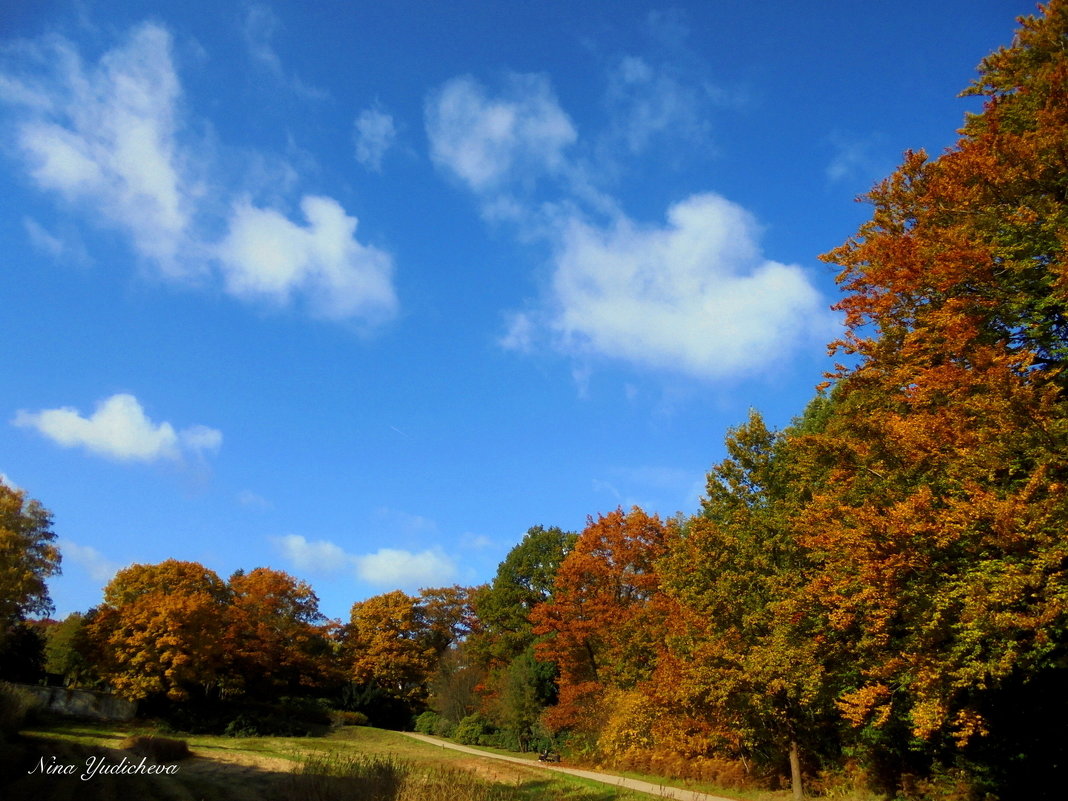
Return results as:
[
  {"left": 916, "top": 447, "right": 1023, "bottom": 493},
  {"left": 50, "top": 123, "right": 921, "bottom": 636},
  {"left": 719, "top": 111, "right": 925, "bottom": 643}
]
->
[{"left": 532, "top": 507, "right": 671, "bottom": 732}]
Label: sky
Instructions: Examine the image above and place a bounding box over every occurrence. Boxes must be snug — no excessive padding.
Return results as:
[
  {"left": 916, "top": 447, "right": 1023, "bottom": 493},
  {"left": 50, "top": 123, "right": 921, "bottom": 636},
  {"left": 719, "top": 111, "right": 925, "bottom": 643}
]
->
[{"left": 0, "top": 0, "right": 1036, "bottom": 622}]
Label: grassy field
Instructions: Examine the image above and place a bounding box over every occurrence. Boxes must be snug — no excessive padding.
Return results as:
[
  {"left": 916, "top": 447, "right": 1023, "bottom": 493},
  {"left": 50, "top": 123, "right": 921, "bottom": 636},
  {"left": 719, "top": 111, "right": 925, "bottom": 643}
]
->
[{"left": 1, "top": 718, "right": 657, "bottom": 801}]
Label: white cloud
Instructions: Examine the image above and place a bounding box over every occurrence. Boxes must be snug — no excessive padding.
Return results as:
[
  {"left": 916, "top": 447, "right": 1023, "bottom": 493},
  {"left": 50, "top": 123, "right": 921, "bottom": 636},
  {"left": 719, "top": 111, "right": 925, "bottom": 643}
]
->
[
  {"left": 426, "top": 73, "right": 576, "bottom": 192},
  {"left": 1, "top": 23, "right": 398, "bottom": 325},
  {"left": 12, "top": 393, "right": 222, "bottom": 463},
  {"left": 353, "top": 548, "right": 456, "bottom": 588},
  {"left": 0, "top": 472, "right": 19, "bottom": 490},
  {"left": 354, "top": 108, "right": 396, "bottom": 171},
  {"left": 59, "top": 539, "right": 121, "bottom": 583},
  {"left": 546, "top": 193, "right": 835, "bottom": 378},
  {"left": 5, "top": 23, "right": 194, "bottom": 276},
  {"left": 271, "top": 534, "right": 457, "bottom": 589},
  {"left": 271, "top": 534, "right": 351, "bottom": 573},
  {"left": 216, "top": 195, "right": 397, "bottom": 322}
]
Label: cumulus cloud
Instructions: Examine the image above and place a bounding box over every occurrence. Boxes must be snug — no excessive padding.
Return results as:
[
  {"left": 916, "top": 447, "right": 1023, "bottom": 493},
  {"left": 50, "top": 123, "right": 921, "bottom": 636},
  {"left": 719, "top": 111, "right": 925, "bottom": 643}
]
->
[
  {"left": 0, "top": 22, "right": 397, "bottom": 325},
  {"left": 353, "top": 548, "right": 456, "bottom": 587},
  {"left": 60, "top": 539, "right": 121, "bottom": 583},
  {"left": 426, "top": 73, "right": 576, "bottom": 193},
  {"left": 12, "top": 393, "right": 222, "bottom": 463},
  {"left": 354, "top": 108, "right": 396, "bottom": 171},
  {"left": 3, "top": 23, "right": 194, "bottom": 275},
  {"left": 270, "top": 534, "right": 457, "bottom": 589},
  {"left": 546, "top": 193, "right": 835, "bottom": 378},
  {"left": 216, "top": 195, "right": 397, "bottom": 322}
]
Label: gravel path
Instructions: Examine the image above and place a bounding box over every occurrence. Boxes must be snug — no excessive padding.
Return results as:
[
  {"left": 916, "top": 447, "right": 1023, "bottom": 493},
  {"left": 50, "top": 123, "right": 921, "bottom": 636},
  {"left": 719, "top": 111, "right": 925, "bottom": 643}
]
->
[{"left": 399, "top": 732, "right": 741, "bottom": 801}]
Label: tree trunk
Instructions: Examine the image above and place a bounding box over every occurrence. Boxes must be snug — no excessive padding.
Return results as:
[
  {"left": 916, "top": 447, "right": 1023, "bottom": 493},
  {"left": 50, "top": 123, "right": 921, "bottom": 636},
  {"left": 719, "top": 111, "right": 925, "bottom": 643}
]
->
[{"left": 789, "top": 739, "right": 803, "bottom": 800}]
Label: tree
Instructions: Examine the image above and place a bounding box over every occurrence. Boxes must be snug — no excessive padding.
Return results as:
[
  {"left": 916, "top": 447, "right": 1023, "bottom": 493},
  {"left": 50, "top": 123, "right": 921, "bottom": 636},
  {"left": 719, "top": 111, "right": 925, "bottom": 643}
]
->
[
  {"left": 224, "top": 567, "right": 337, "bottom": 696},
  {"left": 0, "top": 483, "right": 60, "bottom": 625},
  {"left": 532, "top": 508, "right": 671, "bottom": 738},
  {"left": 470, "top": 525, "right": 577, "bottom": 667},
  {"left": 806, "top": 2, "right": 1068, "bottom": 792},
  {"left": 88, "top": 560, "right": 230, "bottom": 701},
  {"left": 659, "top": 408, "right": 836, "bottom": 799},
  {"left": 44, "top": 612, "right": 98, "bottom": 687},
  {"left": 345, "top": 590, "right": 436, "bottom": 704}
]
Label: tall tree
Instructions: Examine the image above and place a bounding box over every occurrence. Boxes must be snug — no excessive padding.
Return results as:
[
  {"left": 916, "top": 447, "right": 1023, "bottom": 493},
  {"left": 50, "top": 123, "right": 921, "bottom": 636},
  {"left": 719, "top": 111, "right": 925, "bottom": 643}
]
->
[
  {"left": 346, "top": 589, "right": 436, "bottom": 704},
  {"left": 808, "top": 1, "right": 1068, "bottom": 790},
  {"left": 659, "top": 407, "right": 835, "bottom": 799},
  {"left": 224, "top": 567, "right": 337, "bottom": 696},
  {"left": 0, "top": 483, "right": 60, "bottom": 626},
  {"left": 470, "top": 525, "right": 576, "bottom": 667},
  {"left": 532, "top": 508, "right": 671, "bottom": 736},
  {"left": 88, "top": 560, "right": 230, "bottom": 701}
]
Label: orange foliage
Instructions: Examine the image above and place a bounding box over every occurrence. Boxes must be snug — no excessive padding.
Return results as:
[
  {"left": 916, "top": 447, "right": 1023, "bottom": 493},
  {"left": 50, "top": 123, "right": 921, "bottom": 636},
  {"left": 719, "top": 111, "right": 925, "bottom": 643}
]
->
[{"left": 531, "top": 507, "right": 671, "bottom": 733}]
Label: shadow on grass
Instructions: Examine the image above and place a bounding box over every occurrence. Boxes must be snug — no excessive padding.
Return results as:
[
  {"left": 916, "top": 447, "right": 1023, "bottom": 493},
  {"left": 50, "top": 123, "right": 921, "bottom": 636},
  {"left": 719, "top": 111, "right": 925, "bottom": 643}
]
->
[{"left": 2, "top": 731, "right": 647, "bottom": 801}]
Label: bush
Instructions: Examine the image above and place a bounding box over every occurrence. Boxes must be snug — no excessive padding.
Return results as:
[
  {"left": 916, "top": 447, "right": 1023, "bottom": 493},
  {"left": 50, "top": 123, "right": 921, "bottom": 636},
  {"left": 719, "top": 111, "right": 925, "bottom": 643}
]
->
[
  {"left": 0, "top": 682, "right": 42, "bottom": 741},
  {"left": 330, "top": 709, "right": 369, "bottom": 727},
  {"left": 453, "top": 712, "right": 495, "bottom": 746},
  {"left": 414, "top": 710, "right": 440, "bottom": 734},
  {"left": 119, "top": 734, "right": 191, "bottom": 762}
]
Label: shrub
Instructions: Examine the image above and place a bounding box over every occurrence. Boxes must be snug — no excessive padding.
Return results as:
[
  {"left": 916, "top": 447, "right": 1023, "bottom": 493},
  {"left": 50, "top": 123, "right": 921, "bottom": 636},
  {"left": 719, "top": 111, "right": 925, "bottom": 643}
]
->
[
  {"left": 331, "top": 709, "right": 369, "bottom": 727},
  {"left": 0, "top": 682, "right": 42, "bottom": 740},
  {"left": 119, "top": 734, "right": 191, "bottom": 762},
  {"left": 414, "top": 710, "right": 440, "bottom": 734},
  {"left": 453, "top": 712, "right": 495, "bottom": 746}
]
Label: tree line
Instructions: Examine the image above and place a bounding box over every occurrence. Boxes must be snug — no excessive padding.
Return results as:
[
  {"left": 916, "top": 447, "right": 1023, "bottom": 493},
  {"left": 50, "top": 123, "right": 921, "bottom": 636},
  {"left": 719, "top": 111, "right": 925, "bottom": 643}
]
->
[{"left": 3, "top": 3, "right": 1067, "bottom": 798}]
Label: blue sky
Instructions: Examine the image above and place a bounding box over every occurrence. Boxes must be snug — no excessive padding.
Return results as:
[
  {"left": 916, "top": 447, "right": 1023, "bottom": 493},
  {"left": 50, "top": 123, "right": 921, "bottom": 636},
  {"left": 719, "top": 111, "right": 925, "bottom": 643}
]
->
[{"left": 0, "top": 0, "right": 1033, "bottom": 621}]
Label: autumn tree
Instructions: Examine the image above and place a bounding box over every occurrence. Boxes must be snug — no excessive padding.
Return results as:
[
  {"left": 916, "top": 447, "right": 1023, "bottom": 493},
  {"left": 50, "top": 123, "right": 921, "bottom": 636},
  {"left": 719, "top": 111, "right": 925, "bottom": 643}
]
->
[
  {"left": 345, "top": 589, "right": 436, "bottom": 705},
  {"left": 224, "top": 567, "right": 338, "bottom": 697},
  {"left": 0, "top": 483, "right": 60, "bottom": 627},
  {"left": 805, "top": 2, "right": 1068, "bottom": 793},
  {"left": 88, "top": 560, "right": 230, "bottom": 701},
  {"left": 659, "top": 407, "right": 836, "bottom": 799},
  {"left": 532, "top": 508, "right": 671, "bottom": 740}
]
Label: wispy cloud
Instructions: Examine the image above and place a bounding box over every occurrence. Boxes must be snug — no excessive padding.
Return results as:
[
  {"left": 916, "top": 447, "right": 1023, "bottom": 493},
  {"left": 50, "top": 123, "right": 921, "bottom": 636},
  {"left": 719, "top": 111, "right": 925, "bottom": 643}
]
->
[
  {"left": 354, "top": 107, "right": 396, "bottom": 171},
  {"left": 237, "top": 490, "right": 272, "bottom": 510},
  {"left": 13, "top": 393, "right": 221, "bottom": 463},
  {"left": 3, "top": 23, "right": 195, "bottom": 276},
  {"left": 59, "top": 539, "right": 121, "bottom": 583},
  {"left": 826, "top": 131, "right": 892, "bottom": 186},
  {"left": 0, "top": 21, "right": 396, "bottom": 326},
  {"left": 242, "top": 4, "right": 327, "bottom": 100}
]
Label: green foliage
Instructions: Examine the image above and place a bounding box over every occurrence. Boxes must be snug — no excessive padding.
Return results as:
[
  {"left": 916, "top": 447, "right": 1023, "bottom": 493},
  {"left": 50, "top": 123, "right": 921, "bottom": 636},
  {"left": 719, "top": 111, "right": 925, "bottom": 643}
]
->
[
  {"left": 470, "top": 525, "right": 576, "bottom": 666},
  {"left": 43, "top": 613, "right": 97, "bottom": 687},
  {"left": 454, "top": 712, "right": 496, "bottom": 746}
]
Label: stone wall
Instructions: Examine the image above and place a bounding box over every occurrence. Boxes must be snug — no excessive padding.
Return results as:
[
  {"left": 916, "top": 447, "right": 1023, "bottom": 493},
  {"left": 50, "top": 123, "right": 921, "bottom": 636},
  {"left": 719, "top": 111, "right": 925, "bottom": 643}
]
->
[{"left": 18, "top": 684, "right": 136, "bottom": 721}]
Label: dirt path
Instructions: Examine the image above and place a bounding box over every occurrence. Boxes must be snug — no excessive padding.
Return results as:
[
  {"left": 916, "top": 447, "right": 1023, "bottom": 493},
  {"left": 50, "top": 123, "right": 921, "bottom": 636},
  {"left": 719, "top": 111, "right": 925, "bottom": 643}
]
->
[{"left": 399, "top": 732, "right": 741, "bottom": 801}]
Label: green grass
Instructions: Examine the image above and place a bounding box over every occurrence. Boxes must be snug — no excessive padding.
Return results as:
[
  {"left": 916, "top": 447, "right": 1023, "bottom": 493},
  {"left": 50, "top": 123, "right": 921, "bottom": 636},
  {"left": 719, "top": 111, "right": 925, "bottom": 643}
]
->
[{"left": 3, "top": 719, "right": 655, "bottom": 801}]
